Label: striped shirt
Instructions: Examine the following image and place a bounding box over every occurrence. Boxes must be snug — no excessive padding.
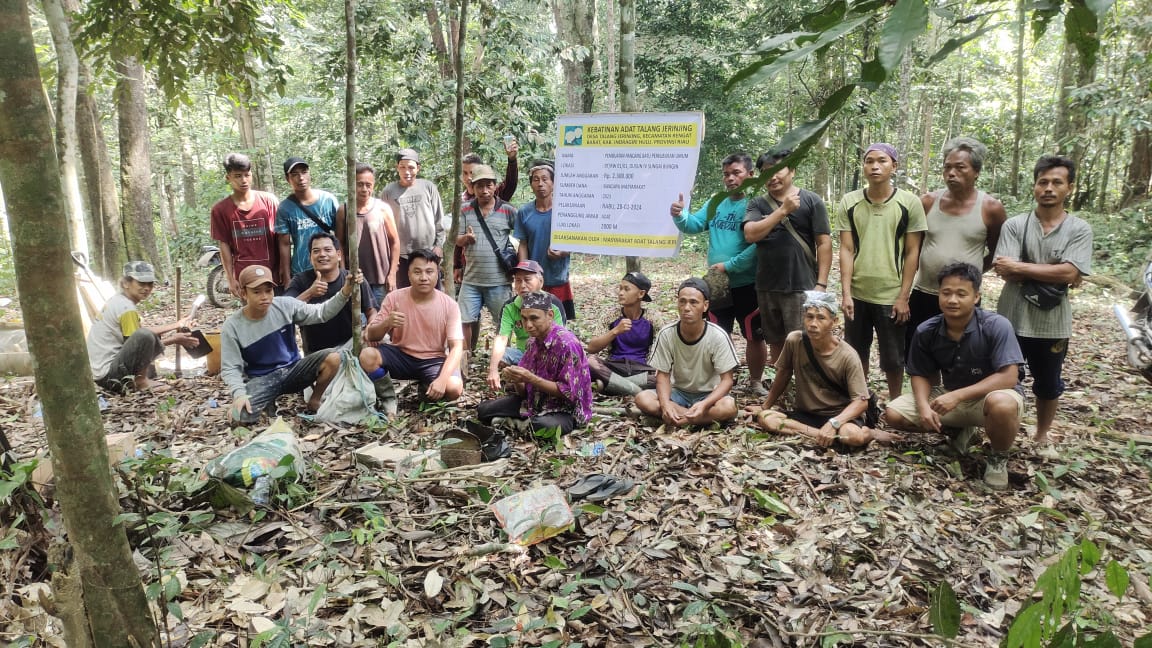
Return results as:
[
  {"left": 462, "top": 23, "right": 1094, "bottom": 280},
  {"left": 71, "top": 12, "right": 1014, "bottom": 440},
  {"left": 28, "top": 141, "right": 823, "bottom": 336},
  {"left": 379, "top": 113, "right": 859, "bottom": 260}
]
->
[{"left": 461, "top": 198, "right": 516, "bottom": 287}]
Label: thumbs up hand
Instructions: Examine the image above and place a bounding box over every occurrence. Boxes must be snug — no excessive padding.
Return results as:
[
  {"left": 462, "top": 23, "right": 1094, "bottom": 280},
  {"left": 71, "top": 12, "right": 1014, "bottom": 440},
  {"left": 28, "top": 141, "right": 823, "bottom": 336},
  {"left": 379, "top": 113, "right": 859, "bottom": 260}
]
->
[{"left": 670, "top": 192, "right": 686, "bottom": 218}]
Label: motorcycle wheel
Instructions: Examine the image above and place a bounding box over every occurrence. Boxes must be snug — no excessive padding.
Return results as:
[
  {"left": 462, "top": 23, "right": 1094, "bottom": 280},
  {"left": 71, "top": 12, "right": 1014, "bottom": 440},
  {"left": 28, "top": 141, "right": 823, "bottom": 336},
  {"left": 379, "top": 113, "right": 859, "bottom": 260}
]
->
[{"left": 207, "top": 264, "right": 237, "bottom": 309}]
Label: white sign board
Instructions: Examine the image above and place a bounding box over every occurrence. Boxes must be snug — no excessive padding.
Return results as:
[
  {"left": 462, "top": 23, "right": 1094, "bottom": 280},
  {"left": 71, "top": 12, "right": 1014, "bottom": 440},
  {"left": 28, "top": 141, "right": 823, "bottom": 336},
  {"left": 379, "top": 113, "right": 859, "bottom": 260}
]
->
[{"left": 551, "top": 112, "right": 705, "bottom": 257}]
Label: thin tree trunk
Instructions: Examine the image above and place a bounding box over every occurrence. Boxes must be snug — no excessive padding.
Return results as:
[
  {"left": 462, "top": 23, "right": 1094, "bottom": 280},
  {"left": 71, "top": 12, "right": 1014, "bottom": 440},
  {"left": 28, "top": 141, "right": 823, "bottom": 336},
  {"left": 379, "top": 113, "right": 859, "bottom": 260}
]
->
[
  {"left": 553, "top": 0, "right": 597, "bottom": 114},
  {"left": 619, "top": 0, "right": 639, "bottom": 274},
  {"left": 115, "top": 55, "right": 160, "bottom": 269},
  {"left": 443, "top": 0, "right": 467, "bottom": 296},
  {"left": 249, "top": 97, "right": 275, "bottom": 193},
  {"left": 1121, "top": 129, "right": 1151, "bottom": 208},
  {"left": 1097, "top": 115, "right": 1117, "bottom": 212},
  {"left": 76, "top": 62, "right": 122, "bottom": 277},
  {"left": 604, "top": 0, "right": 616, "bottom": 110},
  {"left": 1010, "top": 0, "right": 1025, "bottom": 197},
  {"left": 345, "top": 0, "right": 360, "bottom": 349},
  {"left": 177, "top": 107, "right": 196, "bottom": 208},
  {"left": 0, "top": 1, "right": 159, "bottom": 645},
  {"left": 41, "top": 0, "right": 89, "bottom": 261}
]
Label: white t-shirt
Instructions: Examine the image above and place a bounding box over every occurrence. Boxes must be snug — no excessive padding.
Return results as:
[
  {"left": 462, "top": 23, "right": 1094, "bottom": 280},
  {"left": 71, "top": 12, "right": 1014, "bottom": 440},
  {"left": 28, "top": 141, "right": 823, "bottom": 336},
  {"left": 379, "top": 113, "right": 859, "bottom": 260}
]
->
[{"left": 86, "top": 293, "right": 140, "bottom": 379}]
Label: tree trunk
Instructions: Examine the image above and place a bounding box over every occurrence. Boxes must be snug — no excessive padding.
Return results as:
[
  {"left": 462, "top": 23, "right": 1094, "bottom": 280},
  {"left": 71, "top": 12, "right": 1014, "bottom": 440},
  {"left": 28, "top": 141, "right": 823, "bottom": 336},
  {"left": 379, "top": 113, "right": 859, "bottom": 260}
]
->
[
  {"left": 345, "top": 0, "right": 361, "bottom": 348},
  {"left": 41, "top": 0, "right": 89, "bottom": 261},
  {"left": 177, "top": 108, "right": 196, "bottom": 208},
  {"left": 1120, "top": 129, "right": 1151, "bottom": 208},
  {"left": 1010, "top": 0, "right": 1025, "bottom": 197},
  {"left": 553, "top": 0, "right": 597, "bottom": 113},
  {"left": 115, "top": 55, "right": 160, "bottom": 269},
  {"left": 0, "top": 1, "right": 160, "bottom": 645},
  {"left": 75, "top": 60, "right": 123, "bottom": 278},
  {"left": 445, "top": 0, "right": 468, "bottom": 297},
  {"left": 603, "top": 0, "right": 616, "bottom": 111},
  {"left": 618, "top": 0, "right": 639, "bottom": 274}
]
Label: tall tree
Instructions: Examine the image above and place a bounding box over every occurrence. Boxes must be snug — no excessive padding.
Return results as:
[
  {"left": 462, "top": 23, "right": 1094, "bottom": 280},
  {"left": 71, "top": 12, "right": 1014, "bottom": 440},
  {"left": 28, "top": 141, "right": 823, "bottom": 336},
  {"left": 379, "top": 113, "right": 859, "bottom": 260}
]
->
[
  {"left": 115, "top": 55, "right": 161, "bottom": 268},
  {"left": 344, "top": 0, "right": 361, "bottom": 343},
  {"left": 1010, "top": 0, "right": 1026, "bottom": 196},
  {"left": 553, "top": 0, "right": 597, "bottom": 114},
  {"left": 75, "top": 61, "right": 124, "bottom": 277},
  {"left": 0, "top": 0, "right": 159, "bottom": 644},
  {"left": 445, "top": 0, "right": 469, "bottom": 296},
  {"left": 619, "top": 0, "right": 640, "bottom": 274}
]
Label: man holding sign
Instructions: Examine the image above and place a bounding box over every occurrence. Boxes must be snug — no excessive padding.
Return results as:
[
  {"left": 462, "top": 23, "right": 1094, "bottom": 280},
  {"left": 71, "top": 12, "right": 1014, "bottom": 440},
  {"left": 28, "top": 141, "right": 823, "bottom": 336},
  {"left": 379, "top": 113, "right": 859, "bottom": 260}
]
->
[{"left": 669, "top": 153, "right": 768, "bottom": 395}]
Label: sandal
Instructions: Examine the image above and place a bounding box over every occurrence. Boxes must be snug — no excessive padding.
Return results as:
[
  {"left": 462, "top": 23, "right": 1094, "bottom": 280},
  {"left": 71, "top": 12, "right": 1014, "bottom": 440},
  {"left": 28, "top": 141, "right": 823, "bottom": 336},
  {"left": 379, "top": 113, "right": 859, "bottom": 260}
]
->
[
  {"left": 585, "top": 477, "right": 635, "bottom": 502},
  {"left": 567, "top": 474, "right": 611, "bottom": 498}
]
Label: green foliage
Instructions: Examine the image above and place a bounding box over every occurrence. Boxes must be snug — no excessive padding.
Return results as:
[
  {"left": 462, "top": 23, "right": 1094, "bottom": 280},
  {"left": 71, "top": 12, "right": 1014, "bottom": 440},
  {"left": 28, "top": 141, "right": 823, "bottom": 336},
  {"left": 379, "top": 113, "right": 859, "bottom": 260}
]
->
[{"left": 929, "top": 580, "right": 960, "bottom": 638}]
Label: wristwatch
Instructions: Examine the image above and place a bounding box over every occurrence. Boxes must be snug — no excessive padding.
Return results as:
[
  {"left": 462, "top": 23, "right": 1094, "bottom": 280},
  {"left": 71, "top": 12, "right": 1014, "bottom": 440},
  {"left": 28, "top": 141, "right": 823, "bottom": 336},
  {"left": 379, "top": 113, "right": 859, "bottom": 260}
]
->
[{"left": 828, "top": 418, "right": 842, "bottom": 430}]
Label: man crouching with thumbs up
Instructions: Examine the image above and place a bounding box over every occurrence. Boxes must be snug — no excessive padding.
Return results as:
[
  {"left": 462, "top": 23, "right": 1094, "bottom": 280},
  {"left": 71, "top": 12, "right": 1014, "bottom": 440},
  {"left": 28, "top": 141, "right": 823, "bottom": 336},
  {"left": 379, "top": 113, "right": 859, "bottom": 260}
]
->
[{"left": 669, "top": 153, "right": 769, "bottom": 396}]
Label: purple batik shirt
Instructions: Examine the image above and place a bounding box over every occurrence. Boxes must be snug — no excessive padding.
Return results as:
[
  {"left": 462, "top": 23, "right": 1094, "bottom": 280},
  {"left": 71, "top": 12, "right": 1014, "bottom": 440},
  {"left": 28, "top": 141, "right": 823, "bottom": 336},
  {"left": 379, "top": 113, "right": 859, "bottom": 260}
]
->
[{"left": 521, "top": 324, "right": 594, "bottom": 425}]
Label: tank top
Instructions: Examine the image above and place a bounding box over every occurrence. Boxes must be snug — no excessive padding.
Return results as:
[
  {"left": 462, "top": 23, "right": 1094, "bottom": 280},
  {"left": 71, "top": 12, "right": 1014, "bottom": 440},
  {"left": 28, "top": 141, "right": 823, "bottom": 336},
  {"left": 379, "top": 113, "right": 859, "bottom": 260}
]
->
[
  {"left": 914, "top": 190, "right": 988, "bottom": 294},
  {"left": 357, "top": 198, "right": 393, "bottom": 286}
]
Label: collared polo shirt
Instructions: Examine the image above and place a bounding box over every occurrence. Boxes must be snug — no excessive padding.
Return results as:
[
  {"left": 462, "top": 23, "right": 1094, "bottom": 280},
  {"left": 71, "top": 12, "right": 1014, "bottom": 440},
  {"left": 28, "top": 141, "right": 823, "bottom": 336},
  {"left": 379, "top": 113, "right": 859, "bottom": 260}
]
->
[{"left": 906, "top": 308, "right": 1025, "bottom": 395}]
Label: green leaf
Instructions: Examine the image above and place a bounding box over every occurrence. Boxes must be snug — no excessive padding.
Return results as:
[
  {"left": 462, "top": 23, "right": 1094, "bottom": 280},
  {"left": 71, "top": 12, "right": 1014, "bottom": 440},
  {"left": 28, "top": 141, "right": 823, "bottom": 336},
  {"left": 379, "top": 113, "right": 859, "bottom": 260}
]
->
[
  {"left": 1029, "top": 505, "right": 1068, "bottom": 522},
  {"left": 859, "top": 59, "right": 888, "bottom": 89},
  {"left": 576, "top": 503, "right": 605, "bottom": 515},
  {"left": 542, "top": 555, "right": 567, "bottom": 570},
  {"left": 1079, "top": 539, "right": 1100, "bottom": 572},
  {"left": 1082, "top": 632, "right": 1123, "bottom": 648},
  {"left": 1064, "top": 3, "right": 1100, "bottom": 69},
  {"left": 1104, "top": 560, "right": 1129, "bottom": 600},
  {"left": 167, "top": 601, "right": 184, "bottom": 622},
  {"left": 1004, "top": 602, "right": 1044, "bottom": 648},
  {"left": 749, "top": 488, "right": 790, "bottom": 515},
  {"left": 1031, "top": 1, "right": 1062, "bottom": 43},
  {"left": 821, "top": 631, "right": 854, "bottom": 647},
  {"left": 877, "top": 0, "right": 929, "bottom": 72},
  {"left": 1134, "top": 632, "right": 1152, "bottom": 648},
  {"left": 188, "top": 631, "right": 216, "bottom": 648},
  {"left": 929, "top": 581, "right": 960, "bottom": 638},
  {"left": 926, "top": 22, "right": 1003, "bottom": 65},
  {"left": 163, "top": 575, "right": 181, "bottom": 602},
  {"left": 750, "top": 31, "right": 817, "bottom": 54},
  {"left": 726, "top": 15, "right": 871, "bottom": 90},
  {"left": 682, "top": 599, "right": 709, "bottom": 617}
]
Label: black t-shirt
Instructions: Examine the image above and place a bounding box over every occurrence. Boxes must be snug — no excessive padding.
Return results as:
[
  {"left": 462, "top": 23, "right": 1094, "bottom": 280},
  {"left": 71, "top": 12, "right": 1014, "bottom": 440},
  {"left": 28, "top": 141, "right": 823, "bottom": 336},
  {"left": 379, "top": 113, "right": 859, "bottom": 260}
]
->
[
  {"left": 742, "top": 188, "right": 830, "bottom": 292},
  {"left": 284, "top": 269, "right": 376, "bottom": 354}
]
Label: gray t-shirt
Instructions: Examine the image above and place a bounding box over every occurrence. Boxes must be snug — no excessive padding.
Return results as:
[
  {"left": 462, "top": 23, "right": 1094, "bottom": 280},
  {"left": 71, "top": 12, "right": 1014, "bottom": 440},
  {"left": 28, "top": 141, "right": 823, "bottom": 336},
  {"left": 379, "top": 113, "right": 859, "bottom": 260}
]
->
[
  {"left": 461, "top": 199, "right": 517, "bottom": 287},
  {"left": 994, "top": 212, "right": 1093, "bottom": 339},
  {"left": 742, "top": 189, "right": 830, "bottom": 292},
  {"left": 381, "top": 179, "right": 446, "bottom": 255},
  {"left": 86, "top": 293, "right": 139, "bottom": 380},
  {"left": 648, "top": 322, "right": 739, "bottom": 393}
]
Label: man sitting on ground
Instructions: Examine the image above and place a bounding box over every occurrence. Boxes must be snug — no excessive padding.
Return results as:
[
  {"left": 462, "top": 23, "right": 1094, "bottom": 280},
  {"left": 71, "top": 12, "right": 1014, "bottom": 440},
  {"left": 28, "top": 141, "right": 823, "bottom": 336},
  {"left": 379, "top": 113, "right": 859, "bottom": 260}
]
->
[
  {"left": 359, "top": 248, "right": 465, "bottom": 404},
  {"left": 585, "top": 271, "right": 665, "bottom": 396},
  {"left": 486, "top": 260, "right": 565, "bottom": 390},
  {"left": 751, "top": 292, "right": 898, "bottom": 447},
  {"left": 477, "top": 291, "right": 592, "bottom": 436},
  {"left": 635, "top": 278, "right": 739, "bottom": 427},
  {"left": 285, "top": 232, "right": 377, "bottom": 354},
  {"left": 221, "top": 264, "right": 361, "bottom": 424},
  {"left": 884, "top": 262, "right": 1025, "bottom": 489}
]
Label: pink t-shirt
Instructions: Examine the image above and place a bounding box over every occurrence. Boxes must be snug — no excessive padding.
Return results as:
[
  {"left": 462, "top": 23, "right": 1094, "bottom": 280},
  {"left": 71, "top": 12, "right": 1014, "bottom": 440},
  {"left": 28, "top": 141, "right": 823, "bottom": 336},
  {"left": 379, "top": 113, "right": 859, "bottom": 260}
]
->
[{"left": 371, "top": 287, "right": 462, "bottom": 359}]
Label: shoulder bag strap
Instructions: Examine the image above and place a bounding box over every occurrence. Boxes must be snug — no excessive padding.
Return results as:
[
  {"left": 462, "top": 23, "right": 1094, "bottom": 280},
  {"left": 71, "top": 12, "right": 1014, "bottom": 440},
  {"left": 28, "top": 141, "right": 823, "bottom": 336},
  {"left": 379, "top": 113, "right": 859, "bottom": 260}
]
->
[
  {"left": 470, "top": 199, "right": 511, "bottom": 270},
  {"left": 1019, "top": 214, "right": 1032, "bottom": 263},
  {"left": 287, "top": 195, "right": 334, "bottom": 234},
  {"left": 802, "top": 333, "right": 851, "bottom": 398},
  {"left": 768, "top": 196, "right": 817, "bottom": 265}
]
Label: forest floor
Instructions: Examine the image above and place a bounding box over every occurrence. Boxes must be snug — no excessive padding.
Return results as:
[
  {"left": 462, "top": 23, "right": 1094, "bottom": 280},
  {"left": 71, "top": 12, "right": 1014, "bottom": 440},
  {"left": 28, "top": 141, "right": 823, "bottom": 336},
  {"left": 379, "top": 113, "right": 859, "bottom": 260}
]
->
[{"left": 1, "top": 252, "right": 1151, "bottom": 647}]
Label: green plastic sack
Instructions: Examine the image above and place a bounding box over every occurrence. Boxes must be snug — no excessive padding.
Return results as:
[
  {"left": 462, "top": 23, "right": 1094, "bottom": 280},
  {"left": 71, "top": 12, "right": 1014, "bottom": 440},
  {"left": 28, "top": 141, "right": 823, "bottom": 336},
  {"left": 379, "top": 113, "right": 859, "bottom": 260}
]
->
[{"left": 202, "top": 418, "right": 306, "bottom": 505}]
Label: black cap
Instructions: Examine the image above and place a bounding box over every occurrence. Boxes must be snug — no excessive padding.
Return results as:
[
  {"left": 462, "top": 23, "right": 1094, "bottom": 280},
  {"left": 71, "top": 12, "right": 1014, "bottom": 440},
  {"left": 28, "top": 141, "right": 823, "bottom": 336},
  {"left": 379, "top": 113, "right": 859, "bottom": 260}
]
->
[
  {"left": 678, "top": 277, "right": 711, "bottom": 301},
  {"left": 396, "top": 148, "right": 420, "bottom": 163},
  {"left": 283, "top": 157, "right": 308, "bottom": 175},
  {"left": 622, "top": 271, "right": 653, "bottom": 302}
]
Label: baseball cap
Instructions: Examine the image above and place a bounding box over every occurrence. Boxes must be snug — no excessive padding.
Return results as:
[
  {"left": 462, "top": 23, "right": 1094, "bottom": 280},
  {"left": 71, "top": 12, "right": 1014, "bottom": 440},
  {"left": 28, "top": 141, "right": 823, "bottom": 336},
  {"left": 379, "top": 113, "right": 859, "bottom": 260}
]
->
[
  {"left": 283, "top": 157, "right": 308, "bottom": 175},
  {"left": 512, "top": 260, "right": 544, "bottom": 275},
  {"left": 123, "top": 261, "right": 156, "bottom": 283},
  {"left": 470, "top": 164, "right": 497, "bottom": 184},
  {"left": 622, "top": 271, "right": 653, "bottom": 302},
  {"left": 678, "top": 277, "right": 711, "bottom": 301},
  {"left": 238, "top": 265, "right": 276, "bottom": 289},
  {"left": 396, "top": 148, "right": 420, "bottom": 163}
]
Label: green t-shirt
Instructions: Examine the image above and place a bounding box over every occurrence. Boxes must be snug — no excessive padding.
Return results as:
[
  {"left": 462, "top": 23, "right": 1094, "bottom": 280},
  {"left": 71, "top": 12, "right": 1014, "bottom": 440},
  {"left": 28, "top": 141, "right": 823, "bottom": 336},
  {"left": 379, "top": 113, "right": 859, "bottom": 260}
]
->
[
  {"left": 833, "top": 187, "right": 927, "bottom": 304},
  {"left": 498, "top": 295, "right": 565, "bottom": 351}
]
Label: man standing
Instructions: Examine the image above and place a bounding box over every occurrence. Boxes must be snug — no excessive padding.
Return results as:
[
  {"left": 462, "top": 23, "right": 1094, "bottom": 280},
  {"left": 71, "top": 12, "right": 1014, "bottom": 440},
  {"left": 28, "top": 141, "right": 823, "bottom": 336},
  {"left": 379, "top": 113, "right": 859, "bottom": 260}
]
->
[
  {"left": 886, "top": 262, "right": 1026, "bottom": 489},
  {"left": 456, "top": 144, "right": 518, "bottom": 285},
  {"left": 276, "top": 157, "right": 343, "bottom": 287},
  {"left": 992, "top": 155, "right": 1093, "bottom": 454},
  {"left": 358, "top": 249, "right": 465, "bottom": 403},
  {"left": 835, "top": 143, "right": 927, "bottom": 398},
  {"left": 669, "top": 153, "right": 767, "bottom": 395},
  {"left": 209, "top": 153, "right": 281, "bottom": 297},
  {"left": 635, "top": 278, "right": 740, "bottom": 427},
  {"left": 285, "top": 233, "right": 377, "bottom": 354},
  {"left": 380, "top": 148, "right": 446, "bottom": 288},
  {"left": 336, "top": 163, "right": 400, "bottom": 305},
  {"left": 909, "top": 137, "right": 1007, "bottom": 349},
  {"left": 456, "top": 164, "right": 516, "bottom": 351},
  {"left": 516, "top": 161, "right": 575, "bottom": 320},
  {"left": 221, "top": 265, "right": 360, "bottom": 424},
  {"left": 743, "top": 148, "right": 832, "bottom": 367}
]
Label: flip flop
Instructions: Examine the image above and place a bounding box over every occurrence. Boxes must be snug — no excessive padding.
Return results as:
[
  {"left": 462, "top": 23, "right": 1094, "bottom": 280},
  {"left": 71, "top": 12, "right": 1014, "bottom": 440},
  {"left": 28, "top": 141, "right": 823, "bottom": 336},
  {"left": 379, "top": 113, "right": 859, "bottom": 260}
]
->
[
  {"left": 567, "top": 474, "right": 611, "bottom": 498},
  {"left": 585, "top": 477, "right": 635, "bottom": 502}
]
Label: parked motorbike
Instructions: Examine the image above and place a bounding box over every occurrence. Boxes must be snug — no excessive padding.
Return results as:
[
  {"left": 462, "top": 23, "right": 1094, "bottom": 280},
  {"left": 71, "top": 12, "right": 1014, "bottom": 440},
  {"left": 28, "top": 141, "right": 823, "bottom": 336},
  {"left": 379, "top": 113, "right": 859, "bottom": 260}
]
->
[
  {"left": 196, "top": 245, "right": 236, "bottom": 308},
  {"left": 1113, "top": 259, "right": 1152, "bottom": 384}
]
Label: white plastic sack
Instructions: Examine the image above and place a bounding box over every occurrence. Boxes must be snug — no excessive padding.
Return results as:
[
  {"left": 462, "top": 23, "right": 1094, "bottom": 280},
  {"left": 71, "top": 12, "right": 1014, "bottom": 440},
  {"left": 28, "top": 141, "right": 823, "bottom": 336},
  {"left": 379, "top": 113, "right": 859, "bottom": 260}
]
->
[{"left": 314, "top": 349, "right": 382, "bottom": 425}]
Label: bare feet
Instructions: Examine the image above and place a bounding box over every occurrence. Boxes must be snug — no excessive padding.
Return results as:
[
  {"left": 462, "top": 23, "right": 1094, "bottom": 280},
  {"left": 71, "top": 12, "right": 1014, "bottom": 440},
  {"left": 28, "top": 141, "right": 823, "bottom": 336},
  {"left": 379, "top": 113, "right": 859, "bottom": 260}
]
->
[
  {"left": 134, "top": 378, "right": 170, "bottom": 393},
  {"left": 868, "top": 428, "right": 903, "bottom": 445}
]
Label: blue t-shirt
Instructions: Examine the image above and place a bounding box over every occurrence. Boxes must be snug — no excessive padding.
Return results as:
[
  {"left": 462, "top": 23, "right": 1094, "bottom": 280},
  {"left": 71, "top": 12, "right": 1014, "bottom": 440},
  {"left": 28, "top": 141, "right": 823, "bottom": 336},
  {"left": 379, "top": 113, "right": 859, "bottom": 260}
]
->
[
  {"left": 907, "top": 308, "right": 1025, "bottom": 395},
  {"left": 672, "top": 196, "right": 756, "bottom": 289},
  {"left": 515, "top": 203, "right": 570, "bottom": 286},
  {"left": 275, "top": 190, "right": 339, "bottom": 275}
]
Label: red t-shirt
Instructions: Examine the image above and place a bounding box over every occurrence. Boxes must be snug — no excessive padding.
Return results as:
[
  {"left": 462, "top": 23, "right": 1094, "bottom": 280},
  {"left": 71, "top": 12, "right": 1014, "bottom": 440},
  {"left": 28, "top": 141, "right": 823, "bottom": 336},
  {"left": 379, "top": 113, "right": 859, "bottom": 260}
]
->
[{"left": 209, "top": 191, "right": 280, "bottom": 280}]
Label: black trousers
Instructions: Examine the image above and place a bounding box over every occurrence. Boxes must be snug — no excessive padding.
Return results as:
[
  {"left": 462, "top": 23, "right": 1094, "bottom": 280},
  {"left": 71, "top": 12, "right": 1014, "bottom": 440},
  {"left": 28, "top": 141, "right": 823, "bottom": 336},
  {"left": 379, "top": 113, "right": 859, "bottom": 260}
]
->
[{"left": 476, "top": 395, "right": 577, "bottom": 436}]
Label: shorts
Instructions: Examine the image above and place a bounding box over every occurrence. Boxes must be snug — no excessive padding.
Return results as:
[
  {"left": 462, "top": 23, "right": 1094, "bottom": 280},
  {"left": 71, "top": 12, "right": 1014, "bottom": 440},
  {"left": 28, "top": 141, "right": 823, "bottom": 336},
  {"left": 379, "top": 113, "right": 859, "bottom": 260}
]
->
[
  {"left": 369, "top": 284, "right": 387, "bottom": 307},
  {"left": 374, "top": 344, "right": 457, "bottom": 384},
  {"left": 709, "top": 283, "right": 763, "bottom": 340},
  {"left": 671, "top": 388, "right": 711, "bottom": 408},
  {"left": 757, "top": 290, "right": 807, "bottom": 345},
  {"left": 906, "top": 289, "right": 941, "bottom": 353},
  {"left": 1017, "top": 336, "right": 1069, "bottom": 400},
  {"left": 843, "top": 298, "right": 906, "bottom": 373},
  {"left": 457, "top": 282, "right": 512, "bottom": 325},
  {"left": 239, "top": 349, "right": 334, "bottom": 424},
  {"left": 886, "top": 387, "right": 1024, "bottom": 428}
]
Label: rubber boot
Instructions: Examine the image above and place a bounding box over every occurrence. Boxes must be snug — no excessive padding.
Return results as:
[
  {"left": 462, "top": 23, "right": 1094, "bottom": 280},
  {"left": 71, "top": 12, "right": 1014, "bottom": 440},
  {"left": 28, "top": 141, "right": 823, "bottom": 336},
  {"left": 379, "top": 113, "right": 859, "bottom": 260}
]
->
[
  {"left": 373, "top": 375, "right": 398, "bottom": 417},
  {"left": 603, "top": 372, "right": 643, "bottom": 396}
]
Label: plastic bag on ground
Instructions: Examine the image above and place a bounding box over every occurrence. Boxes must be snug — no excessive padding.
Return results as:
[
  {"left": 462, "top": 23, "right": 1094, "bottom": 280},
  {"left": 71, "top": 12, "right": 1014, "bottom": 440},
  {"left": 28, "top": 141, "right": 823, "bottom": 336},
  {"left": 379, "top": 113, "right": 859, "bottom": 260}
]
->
[
  {"left": 490, "top": 484, "right": 573, "bottom": 545},
  {"left": 202, "top": 417, "right": 306, "bottom": 502},
  {"left": 314, "top": 348, "right": 382, "bottom": 425}
]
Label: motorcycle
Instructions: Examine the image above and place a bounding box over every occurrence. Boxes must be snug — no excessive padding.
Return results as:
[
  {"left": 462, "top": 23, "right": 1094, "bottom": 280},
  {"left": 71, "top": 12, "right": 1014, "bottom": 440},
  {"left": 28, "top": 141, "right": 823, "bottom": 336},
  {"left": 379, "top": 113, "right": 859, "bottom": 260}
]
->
[
  {"left": 196, "top": 245, "right": 237, "bottom": 308},
  {"left": 1113, "top": 259, "right": 1152, "bottom": 384}
]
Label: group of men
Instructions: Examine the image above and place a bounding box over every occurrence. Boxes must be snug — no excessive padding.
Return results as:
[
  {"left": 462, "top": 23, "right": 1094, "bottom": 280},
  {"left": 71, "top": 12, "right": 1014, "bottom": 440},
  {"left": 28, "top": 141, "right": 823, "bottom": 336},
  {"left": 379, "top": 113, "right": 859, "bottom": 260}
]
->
[
  {"left": 90, "top": 136, "right": 1092, "bottom": 491},
  {"left": 670, "top": 139, "right": 1091, "bottom": 487}
]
